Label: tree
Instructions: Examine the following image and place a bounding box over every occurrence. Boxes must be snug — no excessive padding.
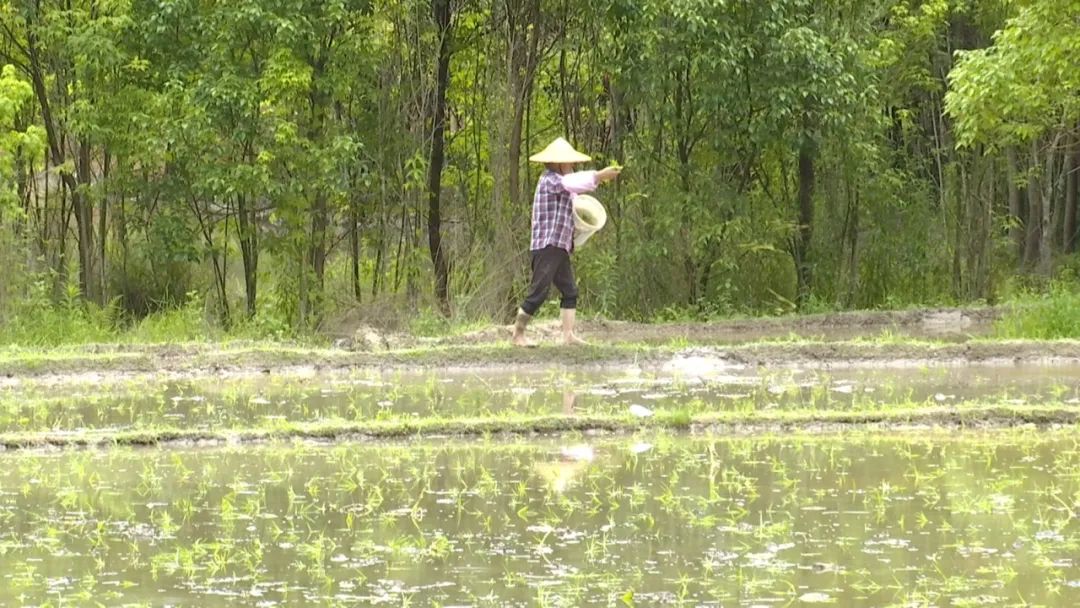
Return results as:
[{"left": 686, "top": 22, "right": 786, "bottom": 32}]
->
[{"left": 947, "top": 0, "right": 1080, "bottom": 276}]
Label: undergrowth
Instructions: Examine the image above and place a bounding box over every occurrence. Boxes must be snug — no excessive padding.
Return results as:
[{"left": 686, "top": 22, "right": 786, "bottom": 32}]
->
[{"left": 994, "top": 280, "right": 1080, "bottom": 339}]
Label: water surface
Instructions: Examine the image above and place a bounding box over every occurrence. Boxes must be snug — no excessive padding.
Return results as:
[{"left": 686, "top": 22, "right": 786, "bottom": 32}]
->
[
  {"left": 3, "top": 362, "right": 1080, "bottom": 433},
  {"left": 2, "top": 432, "right": 1078, "bottom": 606}
]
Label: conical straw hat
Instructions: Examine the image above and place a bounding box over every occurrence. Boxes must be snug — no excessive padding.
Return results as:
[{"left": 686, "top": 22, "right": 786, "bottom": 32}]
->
[{"left": 529, "top": 137, "right": 591, "bottom": 163}]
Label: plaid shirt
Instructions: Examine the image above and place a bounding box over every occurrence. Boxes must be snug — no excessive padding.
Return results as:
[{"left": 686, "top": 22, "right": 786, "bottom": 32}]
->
[{"left": 530, "top": 169, "right": 596, "bottom": 252}]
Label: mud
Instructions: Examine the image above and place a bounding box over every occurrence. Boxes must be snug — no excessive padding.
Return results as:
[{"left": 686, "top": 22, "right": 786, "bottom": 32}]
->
[
  {"left": 437, "top": 306, "right": 1001, "bottom": 346},
  {"left": 0, "top": 306, "right": 1061, "bottom": 387}
]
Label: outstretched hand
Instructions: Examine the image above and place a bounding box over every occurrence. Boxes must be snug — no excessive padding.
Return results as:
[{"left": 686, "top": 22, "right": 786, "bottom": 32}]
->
[{"left": 597, "top": 165, "right": 623, "bottom": 183}]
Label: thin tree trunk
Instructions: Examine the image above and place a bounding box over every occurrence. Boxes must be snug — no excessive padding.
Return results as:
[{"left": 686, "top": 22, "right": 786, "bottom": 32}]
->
[
  {"left": 1064, "top": 136, "right": 1078, "bottom": 253},
  {"left": 190, "top": 197, "right": 230, "bottom": 326},
  {"left": 351, "top": 194, "right": 362, "bottom": 303},
  {"left": 1024, "top": 141, "right": 1041, "bottom": 270},
  {"left": 237, "top": 193, "right": 258, "bottom": 318},
  {"left": 305, "top": 190, "right": 329, "bottom": 328},
  {"left": 951, "top": 163, "right": 963, "bottom": 297},
  {"left": 99, "top": 151, "right": 109, "bottom": 303},
  {"left": 1040, "top": 139, "right": 1056, "bottom": 275},
  {"left": 75, "top": 140, "right": 97, "bottom": 304},
  {"left": 298, "top": 249, "right": 308, "bottom": 327},
  {"left": 1005, "top": 146, "right": 1023, "bottom": 263},
  {"left": 794, "top": 137, "right": 816, "bottom": 309},
  {"left": 427, "top": 0, "right": 453, "bottom": 317}
]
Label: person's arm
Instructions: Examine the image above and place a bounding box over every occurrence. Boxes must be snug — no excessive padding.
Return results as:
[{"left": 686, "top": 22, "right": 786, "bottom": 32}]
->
[
  {"left": 560, "top": 166, "right": 622, "bottom": 194},
  {"left": 560, "top": 171, "right": 598, "bottom": 194}
]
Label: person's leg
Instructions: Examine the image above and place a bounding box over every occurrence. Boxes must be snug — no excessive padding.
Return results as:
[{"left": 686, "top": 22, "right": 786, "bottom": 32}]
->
[
  {"left": 551, "top": 253, "right": 586, "bottom": 345},
  {"left": 513, "top": 248, "right": 559, "bottom": 346}
]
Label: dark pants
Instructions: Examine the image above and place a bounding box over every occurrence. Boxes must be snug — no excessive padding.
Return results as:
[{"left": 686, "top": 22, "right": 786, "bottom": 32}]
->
[{"left": 521, "top": 246, "right": 578, "bottom": 315}]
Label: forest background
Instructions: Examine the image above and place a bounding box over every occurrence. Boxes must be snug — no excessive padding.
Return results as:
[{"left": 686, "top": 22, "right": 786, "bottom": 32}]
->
[{"left": 0, "top": 0, "right": 1078, "bottom": 344}]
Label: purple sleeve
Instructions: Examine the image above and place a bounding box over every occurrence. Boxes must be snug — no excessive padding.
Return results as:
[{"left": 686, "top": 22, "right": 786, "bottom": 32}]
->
[{"left": 560, "top": 171, "right": 598, "bottom": 194}]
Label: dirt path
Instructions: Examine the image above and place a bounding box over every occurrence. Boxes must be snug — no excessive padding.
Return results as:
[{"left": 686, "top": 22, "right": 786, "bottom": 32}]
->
[
  {"left": 436, "top": 307, "right": 1001, "bottom": 347},
  {"left": 0, "top": 305, "right": 1074, "bottom": 387}
]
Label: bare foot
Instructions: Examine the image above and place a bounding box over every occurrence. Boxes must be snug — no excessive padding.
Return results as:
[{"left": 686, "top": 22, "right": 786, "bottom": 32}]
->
[
  {"left": 512, "top": 333, "right": 539, "bottom": 348},
  {"left": 563, "top": 333, "right": 588, "bottom": 346}
]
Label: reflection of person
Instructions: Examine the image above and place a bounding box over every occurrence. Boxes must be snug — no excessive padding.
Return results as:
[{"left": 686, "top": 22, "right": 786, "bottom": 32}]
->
[
  {"left": 535, "top": 443, "right": 594, "bottom": 493},
  {"left": 512, "top": 138, "right": 621, "bottom": 348}
]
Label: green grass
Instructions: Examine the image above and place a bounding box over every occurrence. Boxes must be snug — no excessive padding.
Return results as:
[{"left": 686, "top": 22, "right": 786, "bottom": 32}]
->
[
  {"left": 1, "top": 403, "right": 1076, "bottom": 450},
  {"left": 994, "top": 282, "right": 1080, "bottom": 339}
]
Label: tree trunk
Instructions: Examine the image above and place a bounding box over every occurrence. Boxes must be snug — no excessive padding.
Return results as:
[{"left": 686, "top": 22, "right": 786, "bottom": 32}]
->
[
  {"left": 427, "top": 0, "right": 453, "bottom": 317},
  {"left": 977, "top": 155, "right": 994, "bottom": 298},
  {"left": 75, "top": 140, "right": 97, "bottom": 304},
  {"left": 351, "top": 194, "right": 363, "bottom": 303},
  {"left": 1064, "top": 135, "right": 1078, "bottom": 253},
  {"left": 237, "top": 193, "right": 259, "bottom": 318},
  {"left": 1005, "top": 146, "right": 1023, "bottom": 263},
  {"left": 99, "top": 151, "right": 109, "bottom": 303},
  {"left": 308, "top": 190, "right": 329, "bottom": 321},
  {"left": 794, "top": 138, "right": 816, "bottom": 309},
  {"left": 1040, "top": 140, "right": 1056, "bottom": 275},
  {"left": 1024, "top": 142, "right": 1041, "bottom": 270}
]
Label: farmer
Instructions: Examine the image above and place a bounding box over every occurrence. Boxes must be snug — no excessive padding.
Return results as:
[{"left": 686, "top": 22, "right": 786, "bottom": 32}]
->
[{"left": 512, "top": 137, "right": 621, "bottom": 347}]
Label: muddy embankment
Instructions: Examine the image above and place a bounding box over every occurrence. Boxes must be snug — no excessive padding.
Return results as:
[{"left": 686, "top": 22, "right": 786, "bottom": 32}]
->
[{"left": 0, "top": 306, "right": 1073, "bottom": 386}]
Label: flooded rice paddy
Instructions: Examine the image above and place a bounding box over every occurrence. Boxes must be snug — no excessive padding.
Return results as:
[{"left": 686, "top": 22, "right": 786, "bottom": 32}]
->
[
  {"left": 3, "top": 360, "right": 1080, "bottom": 434},
  {"left": 2, "top": 432, "right": 1079, "bottom": 606},
  {"left": 4, "top": 348, "right": 1080, "bottom": 606}
]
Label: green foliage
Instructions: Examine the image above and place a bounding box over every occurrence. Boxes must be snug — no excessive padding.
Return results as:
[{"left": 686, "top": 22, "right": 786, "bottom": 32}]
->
[
  {"left": 0, "top": 0, "right": 1073, "bottom": 344},
  {"left": 128, "top": 293, "right": 215, "bottom": 343},
  {"left": 0, "top": 64, "right": 44, "bottom": 213},
  {"left": 946, "top": 0, "right": 1080, "bottom": 147},
  {"left": 0, "top": 278, "right": 117, "bottom": 346},
  {"left": 995, "top": 280, "right": 1080, "bottom": 340}
]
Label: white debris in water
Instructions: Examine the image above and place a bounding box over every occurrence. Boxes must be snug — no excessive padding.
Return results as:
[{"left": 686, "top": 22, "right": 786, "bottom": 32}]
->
[
  {"left": 629, "top": 404, "right": 654, "bottom": 418},
  {"left": 831, "top": 384, "right": 855, "bottom": 394},
  {"left": 661, "top": 353, "right": 744, "bottom": 377},
  {"left": 798, "top": 592, "right": 833, "bottom": 603},
  {"left": 526, "top": 524, "right": 555, "bottom": 534},
  {"left": 510, "top": 387, "right": 536, "bottom": 396},
  {"left": 768, "top": 385, "right": 786, "bottom": 395},
  {"left": 249, "top": 397, "right": 271, "bottom": 405},
  {"left": 1035, "top": 530, "right": 1065, "bottom": 542},
  {"left": 377, "top": 400, "right": 393, "bottom": 407},
  {"left": 934, "top": 393, "right": 956, "bottom": 402},
  {"left": 990, "top": 494, "right": 1014, "bottom": 511},
  {"left": 712, "top": 374, "right": 757, "bottom": 384},
  {"left": 641, "top": 393, "right": 667, "bottom": 400},
  {"left": 631, "top": 443, "right": 653, "bottom": 454}
]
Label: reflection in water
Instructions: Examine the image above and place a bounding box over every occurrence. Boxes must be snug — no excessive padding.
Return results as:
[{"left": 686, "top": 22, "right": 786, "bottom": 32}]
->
[
  {"left": 563, "top": 389, "right": 576, "bottom": 415},
  {"left": 537, "top": 443, "right": 593, "bottom": 494},
  {"left": 1, "top": 432, "right": 1079, "bottom": 605},
  {"left": 8, "top": 363, "right": 1080, "bottom": 432}
]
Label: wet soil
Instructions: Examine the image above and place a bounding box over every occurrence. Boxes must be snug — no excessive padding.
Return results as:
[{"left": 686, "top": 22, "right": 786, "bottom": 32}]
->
[
  {"left": 442, "top": 306, "right": 1001, "bottom": 346},
  {"left": 2, "top": 306, "right": 1074, "bottom": 386}
]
